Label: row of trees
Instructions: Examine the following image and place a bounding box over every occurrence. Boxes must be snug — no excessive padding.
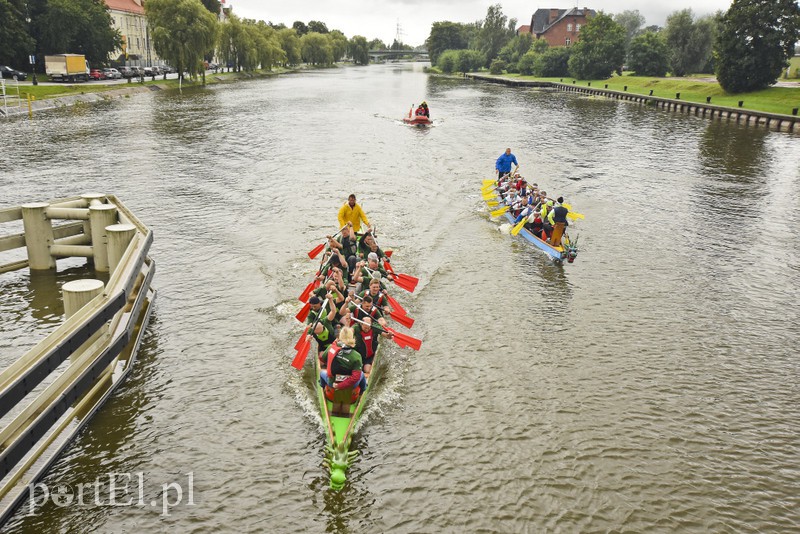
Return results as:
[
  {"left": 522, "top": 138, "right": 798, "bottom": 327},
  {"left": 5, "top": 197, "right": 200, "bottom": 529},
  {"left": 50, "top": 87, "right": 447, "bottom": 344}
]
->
[
  {"left": 428, "top": 1, "right": 800, "bottom": 93},
  {"left": 0, "top": 0, "right": 389, "bottom": 75}
]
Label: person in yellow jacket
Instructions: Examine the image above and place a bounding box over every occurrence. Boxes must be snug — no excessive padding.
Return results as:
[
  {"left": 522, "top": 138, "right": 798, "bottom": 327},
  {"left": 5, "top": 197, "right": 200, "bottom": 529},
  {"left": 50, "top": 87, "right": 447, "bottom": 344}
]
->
[{"left": 338, "top": 194, "right": 370, "bottom": 232}]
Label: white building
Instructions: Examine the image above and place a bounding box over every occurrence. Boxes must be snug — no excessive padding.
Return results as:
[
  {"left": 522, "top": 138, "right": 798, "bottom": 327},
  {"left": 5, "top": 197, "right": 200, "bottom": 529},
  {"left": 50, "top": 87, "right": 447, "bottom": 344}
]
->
[{"left": 105, "top": 0, "right": 159, "bottom": 67}]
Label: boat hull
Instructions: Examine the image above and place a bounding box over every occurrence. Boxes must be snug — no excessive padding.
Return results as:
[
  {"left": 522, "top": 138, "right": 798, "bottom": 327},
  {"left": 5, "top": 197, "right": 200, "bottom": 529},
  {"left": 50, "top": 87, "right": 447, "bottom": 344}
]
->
[
  {"left": 501, "top": 210, "right": 567, "bottom": 261},
  {"left": 403, "top": 116, "right": 431, "bottom": 126},
  {"left": 316, "top": 344, "right": 381, "bottom": 489}
]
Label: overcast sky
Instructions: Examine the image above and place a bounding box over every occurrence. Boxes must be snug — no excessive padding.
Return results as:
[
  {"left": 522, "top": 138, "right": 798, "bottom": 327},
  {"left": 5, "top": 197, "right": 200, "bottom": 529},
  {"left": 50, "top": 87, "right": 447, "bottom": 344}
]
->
[{"left": 227, "top": 0, "right": 733, "bottom": 47}]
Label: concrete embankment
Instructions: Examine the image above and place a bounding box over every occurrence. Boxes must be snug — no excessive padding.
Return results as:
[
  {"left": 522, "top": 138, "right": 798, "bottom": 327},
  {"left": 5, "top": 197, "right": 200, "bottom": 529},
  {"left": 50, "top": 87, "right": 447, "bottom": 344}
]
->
[
  {"left": 465, "top": 73, "right": 800, "bottom": 133},
  {"left": 0, "top": 85, "right": 157, "bottom": 118}
]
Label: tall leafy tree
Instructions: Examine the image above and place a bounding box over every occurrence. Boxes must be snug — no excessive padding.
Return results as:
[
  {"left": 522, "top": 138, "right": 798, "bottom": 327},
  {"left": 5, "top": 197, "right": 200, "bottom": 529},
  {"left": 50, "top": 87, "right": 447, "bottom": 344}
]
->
[
  {"left": 715, "top": 0, "right": 800, "bottom": 93},
  {"left": 300, "top": 31, "right": 333, "bottom": 65},
  {"left": 307, "top": 20, "right": 328, "bottom": 34},
  {"left": 664, "top": 9, "right": 712, "bottom": 76},
  {"left": 29, "top": 0, "right": 121, "bottom": 67},
  {"left": 349, "top": 35, "right": 369, "bottom": 65},
  {"left": 533, "top": 47, "right": 571, "bottom": 77},
  {"left": 218, "top": 14, "right": 252, "bottom": 71},
  {"left": 199, "top": 0, "right": 220, "bottom": 15},
  {"left": 613, "top": 9, "right": 645, "bottom": 58},
  {"left": 252, "top": 22, "right": 285, "bottom": 70},
  {"left": 145, "top": 0, "right": 218, "bottom": 82},
  {"left": 628, "top": 31, "right": 669, "bottom": 76},
  {"left": 328, "top": 30, "right": 348, "bottom": 61},
  {"left": 367, "top": 38, "right": 386, "bottom": 50},
  {"left": 0, "top": 0, "right": 35, "bottom": 68},
  {"left": 567, "top": 12, "right": 625, "bottom": 79},
  {"left": 474, "top": 4, "right": 516, "bottom": 67},
  {"left": 292, "top": 21, "right": 308, "bottom": 36},
  {"left": 277, "top": 27, "right": 301, "bottom": 65},
  {"left": 497, "top": 33, "right": 533, "bottom": 66}
]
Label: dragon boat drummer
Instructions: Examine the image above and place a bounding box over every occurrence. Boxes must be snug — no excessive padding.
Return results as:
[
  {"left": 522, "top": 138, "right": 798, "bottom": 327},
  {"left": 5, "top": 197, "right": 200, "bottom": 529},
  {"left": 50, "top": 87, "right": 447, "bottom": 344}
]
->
[{"left": 319, "top": 327, "right": 367, "bottom": 393}]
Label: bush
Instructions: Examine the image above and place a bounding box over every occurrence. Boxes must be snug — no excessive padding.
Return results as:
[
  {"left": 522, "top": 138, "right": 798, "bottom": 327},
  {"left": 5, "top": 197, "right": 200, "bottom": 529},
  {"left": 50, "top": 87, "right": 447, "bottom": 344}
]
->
[
  {"left": 456, "top": 49, "right": 486, "bottom": 73},
  {"left": 489, "top": 59, "right": 506, "bottom": 74},
  {"left": 533, "top": 47, "right": 571, "bottom": 77},
  {"left": 518, "top": 50, "right": 537, "bottom": 75},
  {"left": 437, "top": 49, "right": 459, "bottom": 73}
]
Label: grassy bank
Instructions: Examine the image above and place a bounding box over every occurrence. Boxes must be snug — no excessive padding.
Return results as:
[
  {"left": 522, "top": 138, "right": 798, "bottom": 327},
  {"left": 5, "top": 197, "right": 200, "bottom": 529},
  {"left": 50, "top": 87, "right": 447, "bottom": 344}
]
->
[
  {"left": 481, "top": 72, "right": 800, "bottom": 115},
  {"left": 13, "top": 67, "right": 298, "bottom": 101}
]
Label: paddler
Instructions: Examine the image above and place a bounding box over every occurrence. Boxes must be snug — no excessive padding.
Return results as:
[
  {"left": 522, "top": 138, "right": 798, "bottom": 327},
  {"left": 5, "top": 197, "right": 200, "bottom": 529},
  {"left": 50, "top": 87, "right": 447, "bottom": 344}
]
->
[
  {"left": 353, "top": 317, "right": 392, "bottom": 379},
  {"left": 308, "top": 295, "right": 337, "bottom": 364},
  {"left": 319, "top": 326, "right": 367, "bottom": 393},
  {"left": 337, "top": 194, "right": 370, "bottom": 233}
]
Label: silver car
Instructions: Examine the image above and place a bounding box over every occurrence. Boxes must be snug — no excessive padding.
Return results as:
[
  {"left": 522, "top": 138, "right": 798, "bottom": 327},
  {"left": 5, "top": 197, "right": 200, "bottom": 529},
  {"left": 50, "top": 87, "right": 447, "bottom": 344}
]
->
[{"left": 103, "top": 68, "right": 121, "bottom": 79}]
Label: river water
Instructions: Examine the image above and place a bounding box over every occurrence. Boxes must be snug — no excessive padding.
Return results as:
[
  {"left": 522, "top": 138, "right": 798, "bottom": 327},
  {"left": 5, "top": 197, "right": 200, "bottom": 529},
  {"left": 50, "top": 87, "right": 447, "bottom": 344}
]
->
[{"left": 1, "top": 63, "right": 799, "bottom": 532}]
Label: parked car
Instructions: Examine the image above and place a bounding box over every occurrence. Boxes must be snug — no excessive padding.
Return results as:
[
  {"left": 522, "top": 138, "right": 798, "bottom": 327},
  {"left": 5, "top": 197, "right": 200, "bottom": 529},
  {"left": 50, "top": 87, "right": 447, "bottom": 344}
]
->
[
  {"left": 130, "top": 66, "right": 144, "bottom": 77},
  {"left": 118, "top": 66, "right": 134, "bottom": 78},
  {"left": 160, "top": 65, "right": 173, "bottom": 74},
  {"left": 89, "top": 69, "right": 106, "bottom": 80},
  {"left": 0, "top": 65, "right": 27, "bottom": 81},
  {"left": 103, "top": 68, "right": 122, "bottom": 79}
]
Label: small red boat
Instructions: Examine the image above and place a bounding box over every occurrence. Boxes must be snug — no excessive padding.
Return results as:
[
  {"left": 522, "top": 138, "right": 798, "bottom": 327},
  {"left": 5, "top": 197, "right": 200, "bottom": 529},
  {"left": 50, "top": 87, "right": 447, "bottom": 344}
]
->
[{"left": 403, "top": 114, "right": 432, "bottom": 126}]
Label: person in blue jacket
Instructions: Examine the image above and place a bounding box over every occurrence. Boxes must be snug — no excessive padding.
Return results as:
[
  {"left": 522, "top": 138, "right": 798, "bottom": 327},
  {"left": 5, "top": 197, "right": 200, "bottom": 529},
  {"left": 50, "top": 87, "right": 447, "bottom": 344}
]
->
[{"left": 495, "top": 148, "right": 519, "bottom": 179}]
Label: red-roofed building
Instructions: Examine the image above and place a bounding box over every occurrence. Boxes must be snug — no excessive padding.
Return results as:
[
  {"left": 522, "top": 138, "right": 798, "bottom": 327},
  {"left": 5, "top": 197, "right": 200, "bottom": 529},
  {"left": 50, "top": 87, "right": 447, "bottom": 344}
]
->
[
  {"left": 104, "top": 0, "right": 160, "bottom": 66},
  {"left": 517, "top": 24, "right": 531, "bottom": 35},
  {"left": 522, "top": 7, "right": 596, "bottom": 47}
]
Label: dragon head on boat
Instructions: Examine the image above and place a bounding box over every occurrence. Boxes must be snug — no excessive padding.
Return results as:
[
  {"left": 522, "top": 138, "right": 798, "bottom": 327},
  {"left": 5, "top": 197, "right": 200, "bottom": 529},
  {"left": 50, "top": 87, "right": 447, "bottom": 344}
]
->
[
  {"left": 565, "top": 235, "right": 579, "bottom": 263},
  {"left": 324, "top": 442, "right": 359, "bottom": 490}
]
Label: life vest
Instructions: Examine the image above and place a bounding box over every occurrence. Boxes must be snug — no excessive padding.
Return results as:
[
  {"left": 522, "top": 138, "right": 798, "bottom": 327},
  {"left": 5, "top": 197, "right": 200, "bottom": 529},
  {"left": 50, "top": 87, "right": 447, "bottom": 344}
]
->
[
  {"left": 359, "top": 328, "right": 375, "bottom": 359},
  {"left": 324, "top": 342, "right": 361, "bottom": 402}
]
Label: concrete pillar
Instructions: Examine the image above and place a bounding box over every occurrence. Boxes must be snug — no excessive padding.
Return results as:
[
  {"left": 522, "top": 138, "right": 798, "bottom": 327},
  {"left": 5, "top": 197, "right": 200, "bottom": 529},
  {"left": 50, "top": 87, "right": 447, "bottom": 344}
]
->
[
  {"left": 81, "top": 193, "right": 107, "bottom": 207},
  {"left": 63, "top": 279, "right": 104, "bottom": 318},
  {"left": 89, "top": 204, "right": 118, "bottom": 272},
  {"left": 21, "top": 202, "right": 56, "bottom": 270},
  {"left": 106, "top": 224, "right": 136, "bottom": 273}
]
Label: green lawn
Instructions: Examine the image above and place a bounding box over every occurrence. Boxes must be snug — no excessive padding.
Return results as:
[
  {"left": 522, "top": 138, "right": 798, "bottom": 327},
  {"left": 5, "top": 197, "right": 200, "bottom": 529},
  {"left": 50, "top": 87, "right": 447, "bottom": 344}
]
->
[{"left": 501, "top": 73, "right": 800, "bottom": 115}]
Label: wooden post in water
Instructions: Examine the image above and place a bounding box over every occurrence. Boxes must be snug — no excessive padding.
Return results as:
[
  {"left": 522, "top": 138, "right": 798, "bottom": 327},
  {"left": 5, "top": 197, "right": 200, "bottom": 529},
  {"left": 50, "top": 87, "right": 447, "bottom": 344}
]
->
[
  {"left": 62, "top": 279, "right": 104, "bottom": 318},
  {"left": 89, "top": 204, "right": 118, "bottom": 272},
  {"left": 106, "top": 224, "right": 136, "bottom": 273},
  {"left": 21, "top": 202, "right": 56, "bottom": 270}
]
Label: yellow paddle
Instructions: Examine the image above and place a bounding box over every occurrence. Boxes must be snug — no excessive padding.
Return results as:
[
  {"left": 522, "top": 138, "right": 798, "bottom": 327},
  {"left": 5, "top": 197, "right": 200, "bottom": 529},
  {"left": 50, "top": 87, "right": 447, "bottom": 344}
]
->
[
  {"left": 482, "top": 192, "right": 497, "bottom": 201},
  {"left": 486, "top": 200, "right": 499, "bottom": 207},
  {"left": 482, "top": 179, "right": 496, "bottom": 186},
  {"left": 558, "top": 202, "right": 585, "bottom": 221},
  {"left": 490, "top": 206, "right": 509, "bottom": 217},
  {"left": 511, "top": 217, "right": 526, "bottom": 235}
]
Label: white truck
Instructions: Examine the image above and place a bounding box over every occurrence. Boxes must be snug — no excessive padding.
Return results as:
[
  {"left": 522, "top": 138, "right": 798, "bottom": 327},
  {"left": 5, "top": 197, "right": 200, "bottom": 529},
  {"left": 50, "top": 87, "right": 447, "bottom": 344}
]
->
[{"left": 45, "top": 54, "right": 89, "bottom": 83}]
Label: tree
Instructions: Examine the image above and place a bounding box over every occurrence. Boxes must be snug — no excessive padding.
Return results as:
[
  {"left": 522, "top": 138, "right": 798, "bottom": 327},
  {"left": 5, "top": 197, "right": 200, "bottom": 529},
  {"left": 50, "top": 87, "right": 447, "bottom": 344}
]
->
[
  {"left": 199, "top": 0, "right": 220, "bottom": 15},
  {"left": 664, "top": 9, "right": 712, "bottom": 76},
  {"left": 251, "top": 22, "right": 285, "bottom": 70},
  {"left": 534, "top": 46, "right": 571, "bottom": 77},
  {"left": 29, "top": 0, "right": 121, "bottom": 67},
  {"left": 300, "top": 31, "right": 333, "bottom": 65},
  {"left": 628, "top": 31, "right": 669, "bottom": 76},
  {"left": 425, "top": 21, "right": 469, "bottom": 64},
  {"left": 456, "top": 49, "right": 485, "bottom": 72},
  {"left": 349, "top": 35, "right": 369, "bottom": 65},
  {"left": 277, "top": 28, "right": 301, "bottom": 65},
  {"left": 0, "top": 0, "right": 35, "bottom": 68},
  {"left": 307, "top": 20, "right": 328, "bottom": 34},
  {"left": 613, "top": 9, "right": 645, "bottom": 58},
  {"left": 715, "top": 0, "right": 800, "bottom": 93},
  {"left": 292, "top": 21, "right": 308, "bottom": 36},
  {"left": 567, "top": 12, "right": 625, "bottom": 79},
  {"left": 327, "top": 30, "right": 348, "bottom": 62},
  {"left": 437, "top": 49, "right": 459, "bottom": 73},
  {"left": 368, "top": 38, "right": 386, "bottom": 50},
  {"left": 474, "top": 4, "right": 516, "bottom": 67},
  {"left": 497, "top": 33, "right": 533, "bottom": 67},
  {"left": 218, "top": 14, "right": 250, "bottom": 71},
  {"left": 146, "top": 0, "right": 218, "bottom": 82}
]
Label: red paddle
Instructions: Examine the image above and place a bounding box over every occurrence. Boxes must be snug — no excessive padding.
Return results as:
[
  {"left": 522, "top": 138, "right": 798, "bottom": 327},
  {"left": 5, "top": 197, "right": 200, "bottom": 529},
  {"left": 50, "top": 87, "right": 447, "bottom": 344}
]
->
[
  {"left": 295, "top": 301, "right": 311, "bottom": 322},
  {"left": 385, "top": 293, "right": 406, "bottom": 315},
  {"left": 388, "top": 309, "right": 414, "bottom": 329},
  {"left": 291, "top": 337, "right": 311, "bottom": 369},
  {"left": 385, "top": 326, "right": 422, "bottom": 351}
]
